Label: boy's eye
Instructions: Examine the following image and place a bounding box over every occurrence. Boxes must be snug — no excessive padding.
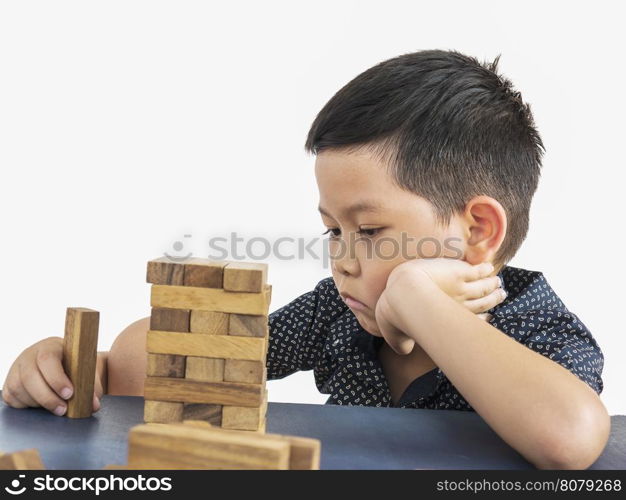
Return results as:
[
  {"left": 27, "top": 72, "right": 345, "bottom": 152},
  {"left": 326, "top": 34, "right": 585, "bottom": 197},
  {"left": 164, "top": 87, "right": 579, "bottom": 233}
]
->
[
  {"left": 358, "top": 228, "right": 380, "bottom": 237},
  {"left": 322, "top": 228, "right": 341, "bottom": 238},
  {"left": 321, "top": 228, "right": 381, "bottom": 238}
]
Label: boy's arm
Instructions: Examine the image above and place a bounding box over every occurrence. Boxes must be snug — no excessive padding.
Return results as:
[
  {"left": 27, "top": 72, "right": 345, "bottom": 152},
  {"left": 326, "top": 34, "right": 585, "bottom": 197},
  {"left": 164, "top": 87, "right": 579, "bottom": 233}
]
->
[
  {"left": 103, "top": 317, "right": 150, "bottom": 396},
  {"left": 382, "top": 271, "right": 610, "bottom": 470}
]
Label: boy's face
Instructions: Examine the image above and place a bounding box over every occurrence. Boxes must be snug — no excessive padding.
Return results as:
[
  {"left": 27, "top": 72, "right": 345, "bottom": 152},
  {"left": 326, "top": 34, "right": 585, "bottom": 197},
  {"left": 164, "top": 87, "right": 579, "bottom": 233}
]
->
[{"left": 315, "top": 147, "right": 469, "bottom": 337}]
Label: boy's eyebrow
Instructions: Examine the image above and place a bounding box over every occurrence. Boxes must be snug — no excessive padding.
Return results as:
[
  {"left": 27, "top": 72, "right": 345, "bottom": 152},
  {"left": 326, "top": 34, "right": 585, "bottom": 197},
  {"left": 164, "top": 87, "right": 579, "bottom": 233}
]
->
[{"left": 318, "top": 201, "right": 384, "bottom": 218}]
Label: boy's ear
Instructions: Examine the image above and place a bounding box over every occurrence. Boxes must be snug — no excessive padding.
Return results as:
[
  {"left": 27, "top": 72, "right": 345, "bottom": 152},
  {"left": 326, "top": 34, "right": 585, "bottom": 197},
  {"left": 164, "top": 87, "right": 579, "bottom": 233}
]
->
[{"left": 462, "top": 195, "right": 507, "bottom": 265}]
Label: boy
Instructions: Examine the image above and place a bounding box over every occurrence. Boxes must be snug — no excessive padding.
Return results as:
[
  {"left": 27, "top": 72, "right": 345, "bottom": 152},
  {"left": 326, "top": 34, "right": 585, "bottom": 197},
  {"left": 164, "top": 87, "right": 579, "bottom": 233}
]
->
[{"left": 2, "top": 50, "right": 609, "bottom": 469}]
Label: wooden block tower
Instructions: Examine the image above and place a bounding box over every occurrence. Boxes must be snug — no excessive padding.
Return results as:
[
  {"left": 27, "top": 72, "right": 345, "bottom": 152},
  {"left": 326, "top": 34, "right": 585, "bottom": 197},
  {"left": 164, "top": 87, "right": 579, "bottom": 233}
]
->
[{"left": 144, "top": 257, "right": 271, "bottom": 432}]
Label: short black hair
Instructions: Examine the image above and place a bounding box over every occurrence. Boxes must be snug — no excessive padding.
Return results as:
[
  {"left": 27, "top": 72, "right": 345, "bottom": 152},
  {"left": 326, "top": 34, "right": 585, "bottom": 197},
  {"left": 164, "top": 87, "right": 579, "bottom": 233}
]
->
[{"left": 304, "top": 49, "right": 545, "bottom": 267}]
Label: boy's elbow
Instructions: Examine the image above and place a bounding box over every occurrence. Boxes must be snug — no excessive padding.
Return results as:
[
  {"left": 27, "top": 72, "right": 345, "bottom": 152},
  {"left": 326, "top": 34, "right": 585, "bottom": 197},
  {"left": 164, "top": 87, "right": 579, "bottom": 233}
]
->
[{"left": 534, "top": 400, "right": 611, "bottom": 470}]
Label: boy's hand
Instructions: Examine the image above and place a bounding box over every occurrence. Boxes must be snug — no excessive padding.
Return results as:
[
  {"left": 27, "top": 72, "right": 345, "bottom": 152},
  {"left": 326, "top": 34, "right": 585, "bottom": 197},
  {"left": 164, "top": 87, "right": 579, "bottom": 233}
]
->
[
  {"left": 2, "top": 337, "right": 102, "bottom": 416},
  {"left": 375, "top": 258, "right": 505, "bottom": 354},
  {"left": 387, "top": 258, "right": 505, "bottom": 313}
]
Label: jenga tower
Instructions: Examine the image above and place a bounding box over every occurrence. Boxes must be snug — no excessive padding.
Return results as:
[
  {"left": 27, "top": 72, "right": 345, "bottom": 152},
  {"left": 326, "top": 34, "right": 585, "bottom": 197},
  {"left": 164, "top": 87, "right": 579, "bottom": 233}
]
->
[{"left": 144, "top": 257, "right": 271, "bottom": 432}]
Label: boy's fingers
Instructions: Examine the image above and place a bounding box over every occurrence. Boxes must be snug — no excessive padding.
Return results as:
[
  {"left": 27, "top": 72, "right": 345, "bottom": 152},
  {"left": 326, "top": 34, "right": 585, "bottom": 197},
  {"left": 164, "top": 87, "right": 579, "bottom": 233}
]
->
[
  {"left": 93, "top": 371, "right": 104, "bottom": 400},
  {"left": 466, "top": 262, "right": 495, "bottom": 282},
  {"left": 35, "top": 349, "right": 74, "bottom": 401},
  {"left": 8, "top": 377, "right": 41, "bottom": 408},
  {"left": 93, "top": 393, "right": 101, "bottom": 413},
  {"left": 20, "top": 364, "right": 67, "bottom": 416},
  {"left": 463, "top": 276, "right": 502, "bottom": 300},
  {"left": 464, "top": 287, "right": 507, "bottom": 314},
  {"left": 477, "top": 312, "right": 493, "bottom": 322},
  {"left": 1, "top": 385, "right": 28, "bottom": 409}
]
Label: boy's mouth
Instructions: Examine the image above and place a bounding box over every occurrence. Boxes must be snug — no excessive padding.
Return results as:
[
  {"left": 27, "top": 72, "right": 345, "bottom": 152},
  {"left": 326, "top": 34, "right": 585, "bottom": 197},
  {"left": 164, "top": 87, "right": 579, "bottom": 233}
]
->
[{"left": 340, "top": 292, "right": 368, "bottom": 311}]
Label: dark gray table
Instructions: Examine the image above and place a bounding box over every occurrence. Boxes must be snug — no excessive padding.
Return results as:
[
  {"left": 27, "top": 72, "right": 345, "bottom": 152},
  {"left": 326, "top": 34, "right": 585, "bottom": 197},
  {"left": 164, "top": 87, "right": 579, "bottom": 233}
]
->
[{"left": 0, "top": 394, "right": 624, "bottom": 469}]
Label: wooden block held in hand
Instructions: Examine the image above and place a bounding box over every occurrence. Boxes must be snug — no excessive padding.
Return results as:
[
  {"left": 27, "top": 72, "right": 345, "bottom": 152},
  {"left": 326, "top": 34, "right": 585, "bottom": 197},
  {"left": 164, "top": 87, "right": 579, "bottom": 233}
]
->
[
  {"left": 0, "top": 448, "right": 45, "bottom": 470},
  {"left": 151, "top": 285, "right": 270, "bottom": 315},
  {"left": 150, "top": 307, "right": 190, "bottom": 332},
  {"left": 224, "top": 359, "right": 265, "bottom": 384},
  {"left": 144, "top": 377, "right": 263, "bottom": 407},
  {"left": 190, "top": 310, "right": 229, "bottom": 335},
  {"left": 147, "top": 353, "right": 186, "bottom": 378},
  {"left": 229, "top": 314, "right": 268, "bottom": 338},
  {"left": 127, "top": 423, "right": 290, "bottom": 469},
  {"left": 146, "top": 257, "right": 185, "bottom": 285},
  {"left": 185, "top": 356, "right": 224, "bottom": 382},
  {"left": 62, "top": 307, "right": 99, "bottom": 419},
  {"left": 182, "top": 403, "right": 222, "bottom": 425},
  {"left": 183, "top": 258, "right": 227, "bottom": 288},
  {"left": 147, "top": 330, "right": 265, "bottom": 361},
  {"left": 144, "top": 400, "right": 183, "bottom": 423},
  {"left": 223, "top": 262, "right": 268, "bottom": 293}
]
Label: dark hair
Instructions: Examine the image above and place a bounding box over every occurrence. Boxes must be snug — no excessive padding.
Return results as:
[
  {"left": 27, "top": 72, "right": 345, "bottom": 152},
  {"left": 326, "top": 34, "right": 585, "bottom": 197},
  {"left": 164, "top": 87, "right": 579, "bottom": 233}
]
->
[{"left": 304, "top": 49, "right": 545, "bottom": 267}]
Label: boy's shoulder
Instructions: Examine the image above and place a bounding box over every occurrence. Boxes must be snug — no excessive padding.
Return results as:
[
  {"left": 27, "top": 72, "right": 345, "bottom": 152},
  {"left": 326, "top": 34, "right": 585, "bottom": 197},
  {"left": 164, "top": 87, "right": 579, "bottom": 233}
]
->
[
  {"left": 492, "top": 264, "right": 568, "bottom": 316},
  {"left": 490, "top": 264, "right": 603, "bottom": 394}
]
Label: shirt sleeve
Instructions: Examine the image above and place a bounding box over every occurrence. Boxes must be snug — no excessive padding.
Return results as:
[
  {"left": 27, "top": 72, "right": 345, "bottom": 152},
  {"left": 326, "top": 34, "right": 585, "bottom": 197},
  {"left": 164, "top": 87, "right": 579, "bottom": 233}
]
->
[
  {"left": 266, "top": 277, "right": 348, "bottom": 380},
  {"left": 491, "top": 309, "right": 604, "bottom": 394}
]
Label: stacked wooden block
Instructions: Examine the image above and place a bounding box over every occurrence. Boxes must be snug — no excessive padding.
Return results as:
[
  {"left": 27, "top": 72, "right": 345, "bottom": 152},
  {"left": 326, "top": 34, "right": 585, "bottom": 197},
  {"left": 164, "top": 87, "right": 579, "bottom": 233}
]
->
[
  {"left": 144, "top": 257, "right": 271, "bottom": 432},
  {"left": 105, "top": 421, "right": 321, "bottom": 470}
]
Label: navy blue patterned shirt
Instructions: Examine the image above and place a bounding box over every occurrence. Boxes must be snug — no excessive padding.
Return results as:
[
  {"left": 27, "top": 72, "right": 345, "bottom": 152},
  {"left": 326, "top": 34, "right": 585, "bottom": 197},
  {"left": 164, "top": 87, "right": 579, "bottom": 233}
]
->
[{"left": 266, "top": 265, "right": 604, "bottom": 409}]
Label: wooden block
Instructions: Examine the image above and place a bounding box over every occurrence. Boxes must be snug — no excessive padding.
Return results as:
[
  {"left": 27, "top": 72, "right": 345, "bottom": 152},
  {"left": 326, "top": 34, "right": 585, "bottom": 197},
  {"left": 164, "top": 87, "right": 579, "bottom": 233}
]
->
[
  {"left": 144, "top": 377, "right": 263, "bottom": 407},
  {"left": 151, "top": 284, "right": 270, "bottom": 316},
  {"left": 127, "top": 423, "right": 290, "bottom": 469},
  {"left": 221, "top": 388, "right": 267, "bottom": 431},
  {"left": 229, "top": 313, "right": 268, "bottom": 338},
  {"left": 150, "top": 307, "right": 190, "bottom": 332},
  {"left": 62, "top": 307, "right": 99, "bottom": 419},
  {"left": 181, "top": 420, "right": 213, "bottom": 429},
  {"left": 183, "top": 258, "right": 227, "bottom": 288},
  {"left": 147, "top": 330, "right": 265, "bottom": 361},
  {"left": 221, "top": 404, "right": 266, "bottom": 431},
  {"left": 146, "top": 257, "right": 185, "bottom": 285},
  {"left": 182, "top": 404, "right": 222, "bottom": 425},
  {"left": 146, "top": 353, "right": 186, "bottom": 378},
  {"left": 270, "top": 435, "right": 320, "bottom": 470},
  {"left": 173, "top": 415, "right": 320, "bottom": 470},
  {"left": 223, "top": 262, "right": 268, "bottom": 293},
  {"left": 216, "top": 425, "right": 319, "bottom": 469},
  {"left": 0, "top": 448, "right": 45, "bottom": 469},
  {"left": 144, "top": 400, "right": 183, "bottom": 423},
  {"left": 190, "top": 310, "right": 229, "bottom": 335},
  {"left": 185, "top": 356, "right": 224, "bottom": 382},
  {"left": 224, "top": 359, "right": 265, "bottom": 384}
]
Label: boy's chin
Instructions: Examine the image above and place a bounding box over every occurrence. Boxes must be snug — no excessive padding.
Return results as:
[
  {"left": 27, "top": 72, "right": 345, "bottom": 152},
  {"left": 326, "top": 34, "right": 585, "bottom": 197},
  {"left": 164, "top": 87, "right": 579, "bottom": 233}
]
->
[{"left": 355, "top": 315, "right": 383, "bottom": 337}]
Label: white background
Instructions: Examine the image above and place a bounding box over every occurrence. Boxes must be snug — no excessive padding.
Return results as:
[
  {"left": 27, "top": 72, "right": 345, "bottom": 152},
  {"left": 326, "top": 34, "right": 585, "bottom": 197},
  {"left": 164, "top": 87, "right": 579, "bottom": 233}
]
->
[{"left": 1, "top": 1, "right": 624, "bottom": 415}]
